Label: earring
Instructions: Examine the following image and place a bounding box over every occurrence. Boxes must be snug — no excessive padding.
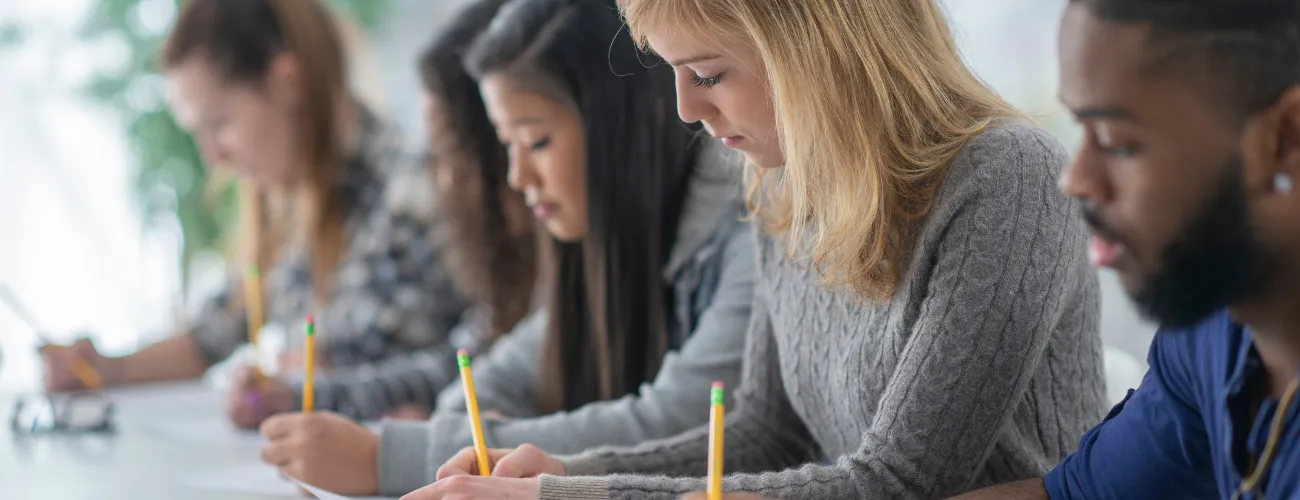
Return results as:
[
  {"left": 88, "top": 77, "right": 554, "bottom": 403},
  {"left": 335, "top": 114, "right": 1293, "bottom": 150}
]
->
[{"left": 1275, "top": 173, "right": 1294, "bottom": 195}]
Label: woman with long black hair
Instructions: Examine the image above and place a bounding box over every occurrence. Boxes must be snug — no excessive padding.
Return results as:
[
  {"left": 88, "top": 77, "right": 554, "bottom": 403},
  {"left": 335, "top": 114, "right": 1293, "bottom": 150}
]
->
[{"left": 255, "top": 1, "right": 755, "bottom": 496}]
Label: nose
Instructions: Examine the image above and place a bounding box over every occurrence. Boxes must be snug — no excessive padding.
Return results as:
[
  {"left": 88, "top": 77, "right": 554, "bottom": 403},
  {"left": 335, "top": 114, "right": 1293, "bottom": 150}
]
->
[
  {"left": 506, "top": 148, "right": 538, "bottom": 193},
  {"left": 1058, "top": 142, "right": 1114, "bottom": 205},
  {"left": 674, "top": 71, "right": 717, "bottom": 124}
]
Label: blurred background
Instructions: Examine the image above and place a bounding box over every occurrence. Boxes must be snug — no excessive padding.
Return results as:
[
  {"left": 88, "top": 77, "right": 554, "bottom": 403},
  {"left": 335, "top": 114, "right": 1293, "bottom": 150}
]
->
[{"left": 0, "top": 0, "right": 1151, "bottom": 392}]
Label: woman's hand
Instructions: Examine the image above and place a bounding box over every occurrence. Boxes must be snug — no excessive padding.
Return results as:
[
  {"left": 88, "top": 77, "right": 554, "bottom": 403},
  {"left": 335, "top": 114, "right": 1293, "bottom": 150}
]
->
[
  {"left": 39, "top": 338, "right": 114, "bottom": 392},
  {"left": 400, "top": 476, "right": 540, "bottom": 500},
  {"left": 259, "top": 411, "right": 380, "bottom": 496},
  {"left": 224, "top": 364, "right": 295, "bottom": 429},
  {"left": 436, "top": 444, "right": 566, "bottom": 480}
]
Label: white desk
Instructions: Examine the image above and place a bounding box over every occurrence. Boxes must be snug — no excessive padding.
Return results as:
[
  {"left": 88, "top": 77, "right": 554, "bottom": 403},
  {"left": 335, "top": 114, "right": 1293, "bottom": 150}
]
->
[{"left": 0, "top": 382, "right": 365, "bottom": 500}]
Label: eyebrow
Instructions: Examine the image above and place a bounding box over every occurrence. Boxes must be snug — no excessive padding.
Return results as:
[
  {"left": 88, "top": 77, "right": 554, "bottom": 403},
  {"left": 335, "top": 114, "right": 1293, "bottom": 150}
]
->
[
  {"left": 667, "top": 53, "right": 722, "bottom": 67},
  {"left": 1071, "top": 106, "right": 1139, "bottom": 122},
  {"left": 509, "top": 117, "right": 543, "bottom": 127}
]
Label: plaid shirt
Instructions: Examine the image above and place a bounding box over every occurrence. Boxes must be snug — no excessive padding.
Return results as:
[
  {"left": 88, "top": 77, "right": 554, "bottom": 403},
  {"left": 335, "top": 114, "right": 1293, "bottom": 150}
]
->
[{"left": 187, "top": 105, "right": 473, "bottom": 418}]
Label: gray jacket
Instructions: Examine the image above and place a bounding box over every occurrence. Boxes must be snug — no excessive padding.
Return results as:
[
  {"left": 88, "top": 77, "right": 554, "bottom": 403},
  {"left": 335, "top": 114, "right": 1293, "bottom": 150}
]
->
[{"left": 376, "top": 140, "right": 755, "bottom": 495}]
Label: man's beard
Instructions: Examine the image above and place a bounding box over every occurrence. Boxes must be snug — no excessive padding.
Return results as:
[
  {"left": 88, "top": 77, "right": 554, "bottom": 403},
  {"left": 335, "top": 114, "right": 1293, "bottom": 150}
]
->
[{"left": 1096, "top": 165, "right": 1275, "bottom": 328}]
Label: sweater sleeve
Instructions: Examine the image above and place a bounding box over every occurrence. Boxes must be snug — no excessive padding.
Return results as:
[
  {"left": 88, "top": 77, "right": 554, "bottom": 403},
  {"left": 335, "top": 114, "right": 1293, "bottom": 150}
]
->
[
  {"left": 539, "top": 125, "right": 1084, "bottom": 499},
  {"left": 293, "top": 315, "right": 475, "bottom": 420},
  {"left": 376, "top": 311, "right": 547, "bottom": 495},
  {"left": 439, "top": 219, "right": 755, "bottom": 457},
  {"left": 377, "top": 223, "right": 759, "bottom": 496},
  {"left": 186, "top": 278, "right": 248, "bottom": 365},
  {"left": 538, "top": 287, "right": 821, "bottom": 498}
]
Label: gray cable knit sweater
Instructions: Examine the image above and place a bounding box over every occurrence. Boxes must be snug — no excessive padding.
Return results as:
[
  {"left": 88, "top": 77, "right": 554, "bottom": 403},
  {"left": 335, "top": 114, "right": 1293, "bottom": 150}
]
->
[{"left": 536, "top": 122, "right": 1107, "bottom": 500}]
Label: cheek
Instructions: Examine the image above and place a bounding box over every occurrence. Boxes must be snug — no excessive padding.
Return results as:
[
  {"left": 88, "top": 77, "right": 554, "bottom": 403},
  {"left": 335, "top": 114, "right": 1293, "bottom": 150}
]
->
[
  {"left": 1110, "top": 162, "right": 1201, "bottom": 271},
  {"left": 256, "top": 107, "right": 300, "bottom": 175},
  {"left": 222, "top": 103, "right": 279, "bottom": 157},
  {"left": 723, "top": 73, "right": 775, "bottom": 130},
  {"left": 551, "top": 145, "right": 587, "bottom": 207}
]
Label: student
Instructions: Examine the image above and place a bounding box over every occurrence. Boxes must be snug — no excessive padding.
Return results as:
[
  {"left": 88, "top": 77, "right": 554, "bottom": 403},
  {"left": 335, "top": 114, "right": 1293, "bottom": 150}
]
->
[
  {"left": 952, "top": 1, "right": 1300, "bottom": 499},
  {"left": 419, "top": 2, "right": 539, "bottom": 383},
  {"left": 221, "top": 0, "right": 546, "bottom": 425},
  {"left": 415, "top": 0, "right": 1106, "bottom": 499},
  {"left": 219, "top": 0, "right": 545, "bottom": 426},
  {"left": 255, "top": 0, "right": 754, "bottom": 495},
  {"left": 39, "top": 0, "right": 471, "bottom": 425}
]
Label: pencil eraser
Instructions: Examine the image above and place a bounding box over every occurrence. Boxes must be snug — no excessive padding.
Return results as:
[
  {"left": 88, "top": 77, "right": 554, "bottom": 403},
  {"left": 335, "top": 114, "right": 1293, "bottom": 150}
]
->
[{"left": 712, "top": 381, "right": 724, "bottom": 389}]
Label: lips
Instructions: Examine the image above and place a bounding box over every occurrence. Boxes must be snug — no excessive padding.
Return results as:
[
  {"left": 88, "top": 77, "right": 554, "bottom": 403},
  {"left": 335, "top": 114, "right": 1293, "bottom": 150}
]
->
[
  {"left": 704, "top": 125, "right": 744, "bottom": 149},
  {"left": 1088, "top": 236, "right": 1124, "bottom": 268},
  {"left": 530, "top": 202, "right": 559, "bottom": 219}
]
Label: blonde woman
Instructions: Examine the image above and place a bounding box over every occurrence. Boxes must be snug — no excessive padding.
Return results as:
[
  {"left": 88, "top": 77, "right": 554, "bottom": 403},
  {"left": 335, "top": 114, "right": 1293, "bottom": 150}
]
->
[{"left": 410, "top": 1, "right": 1106, "bottom": 499}]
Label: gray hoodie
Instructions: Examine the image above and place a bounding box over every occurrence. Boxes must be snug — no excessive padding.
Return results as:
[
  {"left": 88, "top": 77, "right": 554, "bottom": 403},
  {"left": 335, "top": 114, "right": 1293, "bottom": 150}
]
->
[{"left": 375, "top": 140, "right": 756, "bottom": 495}]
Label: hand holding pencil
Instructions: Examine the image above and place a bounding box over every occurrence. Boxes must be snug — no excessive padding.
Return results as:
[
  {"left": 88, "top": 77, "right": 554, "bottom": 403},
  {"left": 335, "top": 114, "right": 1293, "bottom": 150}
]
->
[
  {"left": 429, "top": 351, "right": 566, "bottom": 481},
  {"left": 224, "top": 364, "right": 295, "bottom": 429},
  {"left": 38, "top": 338, "right": 108, "bottom": 392},
  {"left": 2, "top": 284, "right": 107, "bottom": 392}
]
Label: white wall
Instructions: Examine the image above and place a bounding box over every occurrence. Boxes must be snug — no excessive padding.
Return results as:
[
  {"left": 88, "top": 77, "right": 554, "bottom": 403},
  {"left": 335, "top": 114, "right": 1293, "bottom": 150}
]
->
[{"left": 0, "top": 0, "right": 182, "bottom": 391}]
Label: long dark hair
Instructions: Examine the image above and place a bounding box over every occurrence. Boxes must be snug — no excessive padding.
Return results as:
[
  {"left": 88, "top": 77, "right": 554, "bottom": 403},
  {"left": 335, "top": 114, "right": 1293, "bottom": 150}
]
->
[
  {"left": 418, "top": 0, "right": 538, "bottom": 343},
  {"left": 161, "top": 0, "right": 348, "bottom": 304},
  {"left": 467, "top": 0, "right": 699, "bottom": 413}
]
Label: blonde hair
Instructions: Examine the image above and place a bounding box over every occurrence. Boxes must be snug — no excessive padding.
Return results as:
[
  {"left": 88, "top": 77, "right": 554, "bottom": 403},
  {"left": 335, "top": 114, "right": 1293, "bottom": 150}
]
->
[{"left": 622, "top": 0, "right": 1020, "bottom": 299}]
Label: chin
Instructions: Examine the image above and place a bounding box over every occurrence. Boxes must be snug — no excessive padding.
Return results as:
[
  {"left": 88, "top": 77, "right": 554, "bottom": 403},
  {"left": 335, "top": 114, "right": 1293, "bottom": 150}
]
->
[
  {"left": 1115, "top": 272, "right": 1144, "bottom": 303},
  {"left": 546, "top": 222, "right": 584, "bottom": 243}
]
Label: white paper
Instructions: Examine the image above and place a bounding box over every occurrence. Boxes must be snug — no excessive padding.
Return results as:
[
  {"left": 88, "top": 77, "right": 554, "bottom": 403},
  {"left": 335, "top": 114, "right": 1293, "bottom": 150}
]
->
[
  {"left": 104, "top": 381, "right": 218, "bottom": 409},
  {"left": 143, "top": 415, "right": 267, "bottom": 448},
  {"left": 291, "top": 478, "right": 398, "bottom": 500},
  {"left": 181, "top": 463, "right": 299, "bottom": 496},
  {"left": 183, "top": 463, "right": 398, "bottom": 499}
]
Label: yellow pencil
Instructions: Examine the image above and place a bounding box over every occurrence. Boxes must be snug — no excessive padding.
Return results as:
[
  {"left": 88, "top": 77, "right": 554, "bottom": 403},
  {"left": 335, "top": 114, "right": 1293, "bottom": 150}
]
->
[
  {"left": 458, "top": 349, "right": 492, "bottom": 476},
  {"left": 70, "top": 357, "right": 103, "bottom": 390},
  {"left": 302, "top": 314, "right": 315, "bottom": 413},
  {"left": 0, "top": 285, "right": 102, "bottom": 390},
  {"left": 707, "top": 381, "right": 725, "bottom": 500},
  {"left": 243, "top": 266, "right": 264, "bottom": 382}
]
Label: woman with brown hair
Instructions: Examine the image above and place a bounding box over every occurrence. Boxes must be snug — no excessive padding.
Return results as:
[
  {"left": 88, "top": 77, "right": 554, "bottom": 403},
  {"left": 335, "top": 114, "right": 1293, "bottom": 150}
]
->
[{"left": 39, "top": 0, "right": 475, "bottom": 426}]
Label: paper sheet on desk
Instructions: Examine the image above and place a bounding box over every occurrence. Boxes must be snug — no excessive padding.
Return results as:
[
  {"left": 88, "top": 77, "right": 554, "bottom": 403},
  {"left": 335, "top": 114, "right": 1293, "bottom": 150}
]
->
[
  {"left": 292, "top": 477, "right": 398, "bottom": 500},
  {"left": 182, "top": 463, "right": 299, "bottom": 496},
  {"left": 183, "top": 463, "right": 396, "bottom": 499},
  {"left": 143, "top": 416, "right": 267, "bottom": 448},
  {"left": 102, "top": 381, "right": 220, "bottom": 412}
]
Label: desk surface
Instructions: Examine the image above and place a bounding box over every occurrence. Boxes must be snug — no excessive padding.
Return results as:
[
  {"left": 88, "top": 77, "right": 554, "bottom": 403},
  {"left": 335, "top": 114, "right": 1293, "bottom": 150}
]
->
[{"left": 2, "top": 382, "right": 331, "bottom": 500}]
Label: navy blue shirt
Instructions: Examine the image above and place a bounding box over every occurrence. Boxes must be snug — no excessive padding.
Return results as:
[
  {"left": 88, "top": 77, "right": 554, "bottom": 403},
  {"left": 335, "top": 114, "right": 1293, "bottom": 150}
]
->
[{"left": 1044, "top": 310, "right": 1300, "bottom": 499}]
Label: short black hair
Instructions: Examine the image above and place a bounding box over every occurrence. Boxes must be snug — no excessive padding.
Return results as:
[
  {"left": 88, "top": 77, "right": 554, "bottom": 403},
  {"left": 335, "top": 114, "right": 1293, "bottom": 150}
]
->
[{"left": 1074, "top": 0, "right": 1300, "bottom": 120}]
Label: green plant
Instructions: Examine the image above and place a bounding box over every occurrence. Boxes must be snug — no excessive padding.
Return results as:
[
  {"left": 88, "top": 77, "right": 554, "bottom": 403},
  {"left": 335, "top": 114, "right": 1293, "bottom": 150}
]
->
[{"left": 76, "top": 0, "right": 391, "bottom": 285}]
